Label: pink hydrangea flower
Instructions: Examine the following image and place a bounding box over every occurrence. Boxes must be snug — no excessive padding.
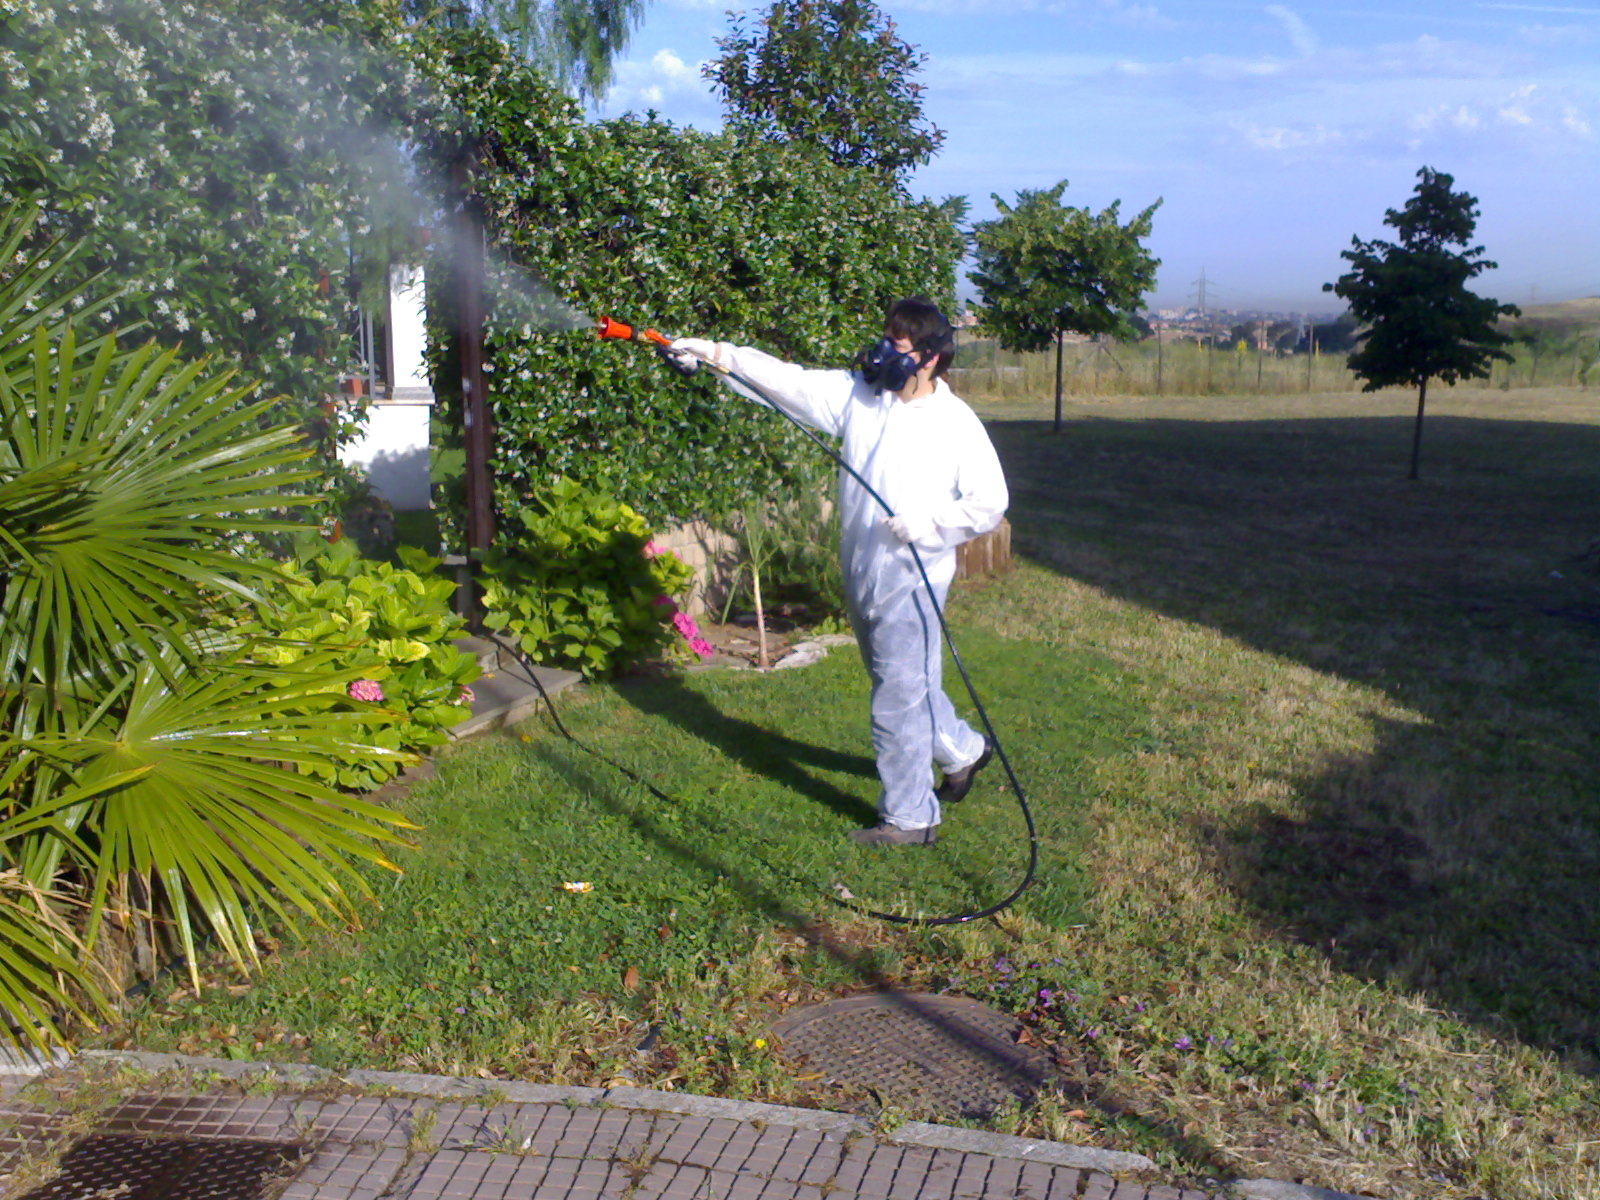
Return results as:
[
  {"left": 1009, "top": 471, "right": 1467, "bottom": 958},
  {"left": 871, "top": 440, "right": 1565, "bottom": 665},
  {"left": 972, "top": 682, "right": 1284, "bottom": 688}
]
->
[
  {"left": 672, "top": 611, "right": 699, "bottom": 639},
  {"left": 348, "top": 679, "right": 384, "bottom": 702},
  {"left": 643, "top": 539, "right": 665, "bottom": 558},
  {"left": 457, "top": 686, "right": 475, "bottom": 705},
  {"left": 689, "top": 636, "right": 715, "bottom": 660},
  {"left": 652, "top": 594, "right": 679, "bottom": 615}
]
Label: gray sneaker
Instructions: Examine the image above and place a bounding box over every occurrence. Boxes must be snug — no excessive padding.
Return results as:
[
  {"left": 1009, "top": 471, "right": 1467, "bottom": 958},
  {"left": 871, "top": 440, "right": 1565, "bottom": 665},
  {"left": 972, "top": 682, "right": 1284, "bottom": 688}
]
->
[
  {"left": 848, "top": 822, "right": 938, "bottom": 846},
  {"left": 937, "top": 739, "right": 994, "bottom": 805}
]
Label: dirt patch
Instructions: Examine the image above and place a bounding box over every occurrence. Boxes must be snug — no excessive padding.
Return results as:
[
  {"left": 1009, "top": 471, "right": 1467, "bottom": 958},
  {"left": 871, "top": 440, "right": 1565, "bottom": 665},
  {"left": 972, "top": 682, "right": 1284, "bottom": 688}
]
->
[{"left": 691, "top": 608, "right": 847, "bottom": 669}]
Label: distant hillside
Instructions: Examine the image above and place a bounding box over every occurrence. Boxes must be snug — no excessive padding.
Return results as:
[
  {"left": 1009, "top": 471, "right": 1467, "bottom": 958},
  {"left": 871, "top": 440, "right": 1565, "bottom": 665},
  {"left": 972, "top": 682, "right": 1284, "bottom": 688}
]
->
[{"left": 1502, "top": 296, "right": 1600, "bottom": 336}]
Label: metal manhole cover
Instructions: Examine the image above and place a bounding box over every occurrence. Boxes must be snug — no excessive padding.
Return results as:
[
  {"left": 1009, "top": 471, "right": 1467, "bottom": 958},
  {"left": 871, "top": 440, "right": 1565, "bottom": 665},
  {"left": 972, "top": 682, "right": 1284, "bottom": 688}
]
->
[
  {"left": 771, "top": 992, "right": 1055, "bottom": 1119},
  {"left": 16, "top": 1133, "right": 308, "bottom": 1199}
]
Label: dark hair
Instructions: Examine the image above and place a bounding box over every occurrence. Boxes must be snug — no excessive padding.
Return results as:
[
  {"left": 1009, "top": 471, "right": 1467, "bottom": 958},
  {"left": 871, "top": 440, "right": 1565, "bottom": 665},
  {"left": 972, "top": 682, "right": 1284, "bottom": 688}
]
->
[{"left": 885, "top": 296, "right": 955, "bottom": 379}]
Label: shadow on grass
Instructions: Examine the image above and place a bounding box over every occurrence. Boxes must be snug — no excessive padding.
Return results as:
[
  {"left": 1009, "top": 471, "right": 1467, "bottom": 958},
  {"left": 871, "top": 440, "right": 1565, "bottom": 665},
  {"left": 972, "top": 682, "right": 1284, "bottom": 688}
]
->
[
  {"left": 612, "top": 671, "right": 879, "bottom": 827},
  {"left": 991, "top": 408, "right": 1600, "bottom": 1069}
]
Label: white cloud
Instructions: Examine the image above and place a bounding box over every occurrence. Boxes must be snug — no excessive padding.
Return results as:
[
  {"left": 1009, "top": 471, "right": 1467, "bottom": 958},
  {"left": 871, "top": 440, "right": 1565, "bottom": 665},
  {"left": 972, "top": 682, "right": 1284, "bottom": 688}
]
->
[
  {"left": 1499, "top": 81, "right": 1538, "bottom": 123},
  {"left": 1410, "top": 103, "right": 1484, "bottom": 133},
  {"left": 597, "top": 47, "right": 719, "bottom": 122},
  {"left": 651, "top": 49, "right": 697, "bottom": 84},
  {"left": 1400, "top": 81, "right": 1596, "bottom": 149},
  {"left": 1234, "top": 120, "right": 1345, "bottom": 152},
  {"left": 1476, "top": 2, "right": 1600, "bottom": 12},
  {"left": 1265, "top": 4, "right": 1319, "bottom": 56},
  {"left": 1517, "top": 21, "right": 1594, "bottom": 44}
]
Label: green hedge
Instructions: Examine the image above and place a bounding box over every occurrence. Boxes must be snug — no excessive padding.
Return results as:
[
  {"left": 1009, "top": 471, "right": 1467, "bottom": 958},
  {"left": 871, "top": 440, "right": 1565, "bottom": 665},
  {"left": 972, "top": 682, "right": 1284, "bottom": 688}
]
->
[{"left": 411, "top": 30, "right": 965, "bottom": 534}]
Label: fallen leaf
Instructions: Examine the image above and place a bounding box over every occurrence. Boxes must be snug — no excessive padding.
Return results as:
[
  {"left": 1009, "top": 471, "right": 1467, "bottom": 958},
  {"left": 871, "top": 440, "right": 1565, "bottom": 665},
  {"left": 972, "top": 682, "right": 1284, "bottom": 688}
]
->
[
  {"left": 622, "top": 966, "right": 640, "bottom": 991},
  {"left": 1066, "top": 1109, "right": 1088, "bottom": 1119},
  {"left": 657, "top": 924, "right": 673, "bottom": 941}
]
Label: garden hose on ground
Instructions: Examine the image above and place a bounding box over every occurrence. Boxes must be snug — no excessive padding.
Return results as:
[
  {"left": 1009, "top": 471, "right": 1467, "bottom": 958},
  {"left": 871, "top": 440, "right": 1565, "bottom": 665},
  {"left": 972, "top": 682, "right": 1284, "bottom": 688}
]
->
[{"left": 498, "top": 320, "right": 1038, "bottom": 926}]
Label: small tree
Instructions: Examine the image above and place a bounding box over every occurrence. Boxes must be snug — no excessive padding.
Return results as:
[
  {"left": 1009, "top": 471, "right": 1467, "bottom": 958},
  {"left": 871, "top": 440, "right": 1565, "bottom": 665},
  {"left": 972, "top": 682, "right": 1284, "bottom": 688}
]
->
[
  {"left": 970, "top": 180, "right": 1160, "bottom": 431},
  {"left": 1324, "top": 167, "right": 1519, "bottom": 479},
  {"left": 704, "top": 0, "right": 944, "bottom": 177}
]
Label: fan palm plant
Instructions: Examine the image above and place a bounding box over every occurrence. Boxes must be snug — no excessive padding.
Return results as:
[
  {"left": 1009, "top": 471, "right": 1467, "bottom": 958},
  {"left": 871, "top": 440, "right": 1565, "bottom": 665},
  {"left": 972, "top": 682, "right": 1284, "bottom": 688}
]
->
[{"left": 0, "top": 201, "right": 415, "bottom": 1048}]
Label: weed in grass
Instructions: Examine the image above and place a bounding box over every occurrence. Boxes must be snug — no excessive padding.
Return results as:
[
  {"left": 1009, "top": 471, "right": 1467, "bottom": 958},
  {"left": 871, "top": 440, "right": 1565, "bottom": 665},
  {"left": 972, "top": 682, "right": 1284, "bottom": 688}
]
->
[
  {"left": 471, "top": 1118, "right": 538, "bottom": 1155},
  {"left": 616, "top": 1136, "right": 659, "bottom": 1189},
  {"left": 406, "top": 1104, "right": 441, "bottom": 1154}
]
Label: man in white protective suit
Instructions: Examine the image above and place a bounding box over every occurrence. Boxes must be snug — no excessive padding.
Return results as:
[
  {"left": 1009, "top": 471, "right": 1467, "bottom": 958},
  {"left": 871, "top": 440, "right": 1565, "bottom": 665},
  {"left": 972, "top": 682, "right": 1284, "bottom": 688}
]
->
[{"left": 666, "top": 298, "right": 1009, "bottom": 846}]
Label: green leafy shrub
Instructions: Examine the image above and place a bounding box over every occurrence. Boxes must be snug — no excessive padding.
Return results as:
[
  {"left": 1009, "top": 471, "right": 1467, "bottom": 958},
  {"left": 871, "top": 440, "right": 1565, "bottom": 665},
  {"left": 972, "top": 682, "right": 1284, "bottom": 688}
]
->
[
  {"left": 480, "top": 477, "right": 697, "bottom": 676},
  {"left": 0, "top": 0, "right": 426, "bottom": 477},
  {"left": 231, "top": 534, "right": 480, "bottom": 790},
  {"left": 410, "top": 28, "right": 964, "bottom": 532}
]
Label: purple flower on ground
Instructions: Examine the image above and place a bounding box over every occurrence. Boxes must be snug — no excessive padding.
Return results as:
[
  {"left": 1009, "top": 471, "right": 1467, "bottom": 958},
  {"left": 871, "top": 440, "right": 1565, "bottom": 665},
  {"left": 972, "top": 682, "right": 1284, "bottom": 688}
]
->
[
  {"left": 1174, "top": 1036, "right": 1193, "bottom": 1051},
  {"left": 348, "top": 679, "right": 384, "bottom": 702},
  {"left": 1083, "top": 1028, "right": 1100, "bottom": 1040}
]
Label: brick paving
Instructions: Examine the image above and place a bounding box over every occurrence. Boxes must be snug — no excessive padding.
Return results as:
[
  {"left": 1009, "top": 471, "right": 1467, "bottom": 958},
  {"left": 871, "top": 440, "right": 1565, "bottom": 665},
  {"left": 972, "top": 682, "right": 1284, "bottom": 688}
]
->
[{"left": 0, "top": 1055, "right": 1253, "bottom": 1200}]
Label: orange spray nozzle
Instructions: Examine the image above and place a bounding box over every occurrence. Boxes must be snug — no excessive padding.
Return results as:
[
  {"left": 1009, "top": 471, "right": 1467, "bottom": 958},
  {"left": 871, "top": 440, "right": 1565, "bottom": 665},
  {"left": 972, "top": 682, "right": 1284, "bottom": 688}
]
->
[{"left": 596, "top": 315, "right": 671, "bottom": 348}]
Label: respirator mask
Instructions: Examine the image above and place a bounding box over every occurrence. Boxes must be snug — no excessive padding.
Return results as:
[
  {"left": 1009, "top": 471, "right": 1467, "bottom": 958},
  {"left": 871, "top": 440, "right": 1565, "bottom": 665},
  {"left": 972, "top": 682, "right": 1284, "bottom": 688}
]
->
[{"left": 856, "top": 337, "right": 929, "bottom": 393}]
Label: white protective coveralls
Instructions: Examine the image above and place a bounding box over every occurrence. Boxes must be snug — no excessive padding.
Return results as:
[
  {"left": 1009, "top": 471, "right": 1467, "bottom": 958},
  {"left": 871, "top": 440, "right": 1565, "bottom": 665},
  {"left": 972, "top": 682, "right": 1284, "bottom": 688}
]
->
[{"left": 709, "top": 344, "right": 1009, "bottom": 832}]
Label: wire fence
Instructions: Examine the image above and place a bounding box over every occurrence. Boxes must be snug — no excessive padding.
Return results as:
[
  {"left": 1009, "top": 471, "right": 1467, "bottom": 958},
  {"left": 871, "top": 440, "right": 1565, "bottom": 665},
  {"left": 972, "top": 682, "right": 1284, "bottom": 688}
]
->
[{"left": 949, "top": 336, "right": 1597, "bottom": 401}]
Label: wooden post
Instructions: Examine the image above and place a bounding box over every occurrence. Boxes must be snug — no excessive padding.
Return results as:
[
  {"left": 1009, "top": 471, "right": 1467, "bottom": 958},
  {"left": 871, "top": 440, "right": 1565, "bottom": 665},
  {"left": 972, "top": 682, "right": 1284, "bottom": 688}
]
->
[
  {"left": 1155, "top": 322, "right": 1163, "bottom": 395},
  {"left": 1053, "top": 328, "right": 1064, "bottom": 433},
  {"left": 452, "top": 155, "right": 494, "bottom": 624}
]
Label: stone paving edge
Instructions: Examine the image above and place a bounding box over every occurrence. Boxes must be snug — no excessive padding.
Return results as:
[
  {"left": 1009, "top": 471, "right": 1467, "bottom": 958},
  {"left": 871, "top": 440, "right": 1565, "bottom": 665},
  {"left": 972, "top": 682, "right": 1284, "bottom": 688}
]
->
[
  {"left": 886, "top": 1121, "right": 1154, "bottom": 1175},
  {"left": 52, "top": 1050, "right": 1380, "bottom": 1199},
  {"left": 74, "top": 1050, "right": 1166, "bottom": 1179}
]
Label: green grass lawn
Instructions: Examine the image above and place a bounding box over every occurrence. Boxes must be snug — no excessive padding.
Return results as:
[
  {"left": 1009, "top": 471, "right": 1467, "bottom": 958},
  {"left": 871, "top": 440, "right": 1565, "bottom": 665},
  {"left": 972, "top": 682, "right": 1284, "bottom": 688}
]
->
[{"left": 107, "top": 385, "right": 1600, "bottom": 1199}]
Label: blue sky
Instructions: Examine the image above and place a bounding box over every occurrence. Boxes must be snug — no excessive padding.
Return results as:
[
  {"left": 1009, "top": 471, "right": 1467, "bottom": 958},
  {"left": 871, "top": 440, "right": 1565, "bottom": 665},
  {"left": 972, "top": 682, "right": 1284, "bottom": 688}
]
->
[{"left": 593, "top": 0, "right": 1599, "bottom": 313}]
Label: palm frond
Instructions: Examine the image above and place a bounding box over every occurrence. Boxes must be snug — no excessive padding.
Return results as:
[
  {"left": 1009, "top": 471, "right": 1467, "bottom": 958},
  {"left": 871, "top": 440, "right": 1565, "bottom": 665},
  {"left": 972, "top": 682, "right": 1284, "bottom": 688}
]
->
[
  {"left": 0, "top": 868, "right": 113, "bottom": 1052},
  {"left": 0, "top": 328, "right": 321, "bottom": 690},
  {"left": 12, "top": 653, "right": 416, "bottom": 987}
]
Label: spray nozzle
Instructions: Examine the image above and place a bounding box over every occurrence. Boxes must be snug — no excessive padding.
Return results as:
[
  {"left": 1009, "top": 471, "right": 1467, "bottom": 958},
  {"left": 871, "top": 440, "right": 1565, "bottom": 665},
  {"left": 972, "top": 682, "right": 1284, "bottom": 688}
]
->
[
  {"left": 598, "top": 315, "right": 704, "bottom": 377},
  {"left": 596, "top": 315, "right": 671, "bottom": 348}
]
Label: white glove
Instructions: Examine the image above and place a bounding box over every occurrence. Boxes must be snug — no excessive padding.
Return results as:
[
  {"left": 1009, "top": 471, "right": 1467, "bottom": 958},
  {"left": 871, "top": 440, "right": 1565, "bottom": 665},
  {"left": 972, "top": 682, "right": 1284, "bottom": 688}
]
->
[
  {"left": 664, "top": 337, "right": 729, "bottom": 374},
  {"left": 885, "top": 512, "right": 938, "bottom": 545}
]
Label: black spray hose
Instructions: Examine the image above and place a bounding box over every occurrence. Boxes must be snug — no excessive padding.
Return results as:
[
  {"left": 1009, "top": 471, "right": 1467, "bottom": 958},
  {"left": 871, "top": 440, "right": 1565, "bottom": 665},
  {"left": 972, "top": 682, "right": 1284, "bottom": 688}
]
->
[{"left": 497, "top": 352, "right": 1037, "bottom": 927}]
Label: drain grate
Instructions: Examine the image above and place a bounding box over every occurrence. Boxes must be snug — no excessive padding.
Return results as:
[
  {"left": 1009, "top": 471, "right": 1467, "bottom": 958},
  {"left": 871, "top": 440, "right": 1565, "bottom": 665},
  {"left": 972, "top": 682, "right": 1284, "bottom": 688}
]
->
[
  {"left": 771, "top": 992, "right": 1056, "bottom": 1119},
  {"left": 16, "top": 1133, "right": 308, "bottom": 1199}
]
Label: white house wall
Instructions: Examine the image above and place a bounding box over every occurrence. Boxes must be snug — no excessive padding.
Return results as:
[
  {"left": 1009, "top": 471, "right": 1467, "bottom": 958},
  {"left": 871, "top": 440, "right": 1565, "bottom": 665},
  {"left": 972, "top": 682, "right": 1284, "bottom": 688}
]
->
[{"left": 338, "top": 263, "right": 433, "bottom": 512}]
